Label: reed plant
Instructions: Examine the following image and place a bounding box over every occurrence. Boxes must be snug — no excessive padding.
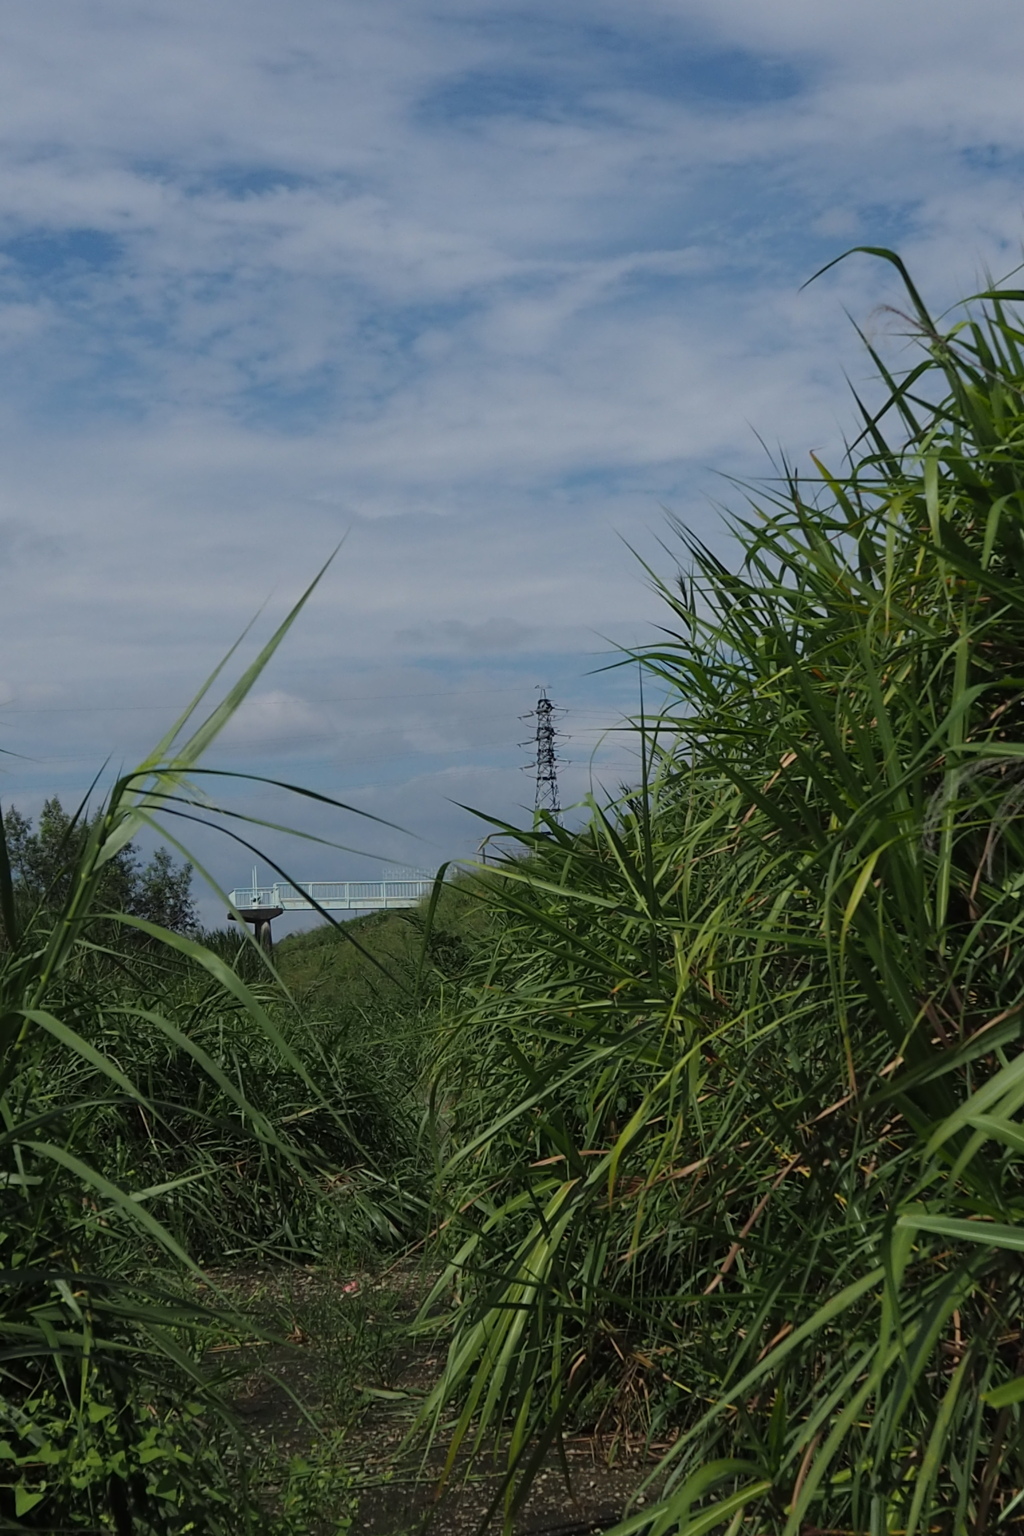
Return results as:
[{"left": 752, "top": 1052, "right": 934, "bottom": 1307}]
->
[
  {"left": 0, "top": 566, "right": 411, "bottom": 1531},
  {"left": 420, "top": 253, "right": 1024, "bottom": 1533}
]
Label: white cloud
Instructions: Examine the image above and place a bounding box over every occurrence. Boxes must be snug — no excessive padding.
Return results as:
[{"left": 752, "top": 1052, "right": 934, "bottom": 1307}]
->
[
  {"left": 395, "top": 618, "right": 539, "bottom": 653},
  {"left": 1, "top": 0, "right": 1023, "bottom": 886},
  {"left": 217, "top": 690, "right": 326, "bottom": 750}
]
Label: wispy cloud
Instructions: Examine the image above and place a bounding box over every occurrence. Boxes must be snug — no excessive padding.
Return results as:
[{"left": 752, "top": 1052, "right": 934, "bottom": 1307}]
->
[{"left": 2, "top": 0, "right": 1023, "bottom": 919}]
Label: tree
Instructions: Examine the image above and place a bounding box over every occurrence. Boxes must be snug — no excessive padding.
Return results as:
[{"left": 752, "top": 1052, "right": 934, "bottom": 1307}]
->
[
  {"left": 3, "top": 797, "right": 197, "bottom": 937},
  {"left": 133, "top": 844, "right": 198, "bottom": 934}
]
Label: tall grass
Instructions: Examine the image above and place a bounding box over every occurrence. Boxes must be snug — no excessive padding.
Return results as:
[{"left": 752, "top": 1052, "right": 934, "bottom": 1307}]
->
[
  {"left": 0, "top": 563, "right": 412, "bottom": 1532},
  {"left": 420, "top": 253, "right": 1024, "bottom": 1533}
]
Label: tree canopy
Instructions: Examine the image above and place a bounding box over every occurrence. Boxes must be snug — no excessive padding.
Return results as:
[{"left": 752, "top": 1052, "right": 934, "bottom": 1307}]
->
[{"left": 3, "top": 796, "right": 197, "bottom": 937}]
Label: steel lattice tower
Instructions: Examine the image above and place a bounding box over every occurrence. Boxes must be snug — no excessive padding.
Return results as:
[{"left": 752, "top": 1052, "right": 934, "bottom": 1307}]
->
[{"left": 523, "top": 690, "right": 565, "bottom": 818}]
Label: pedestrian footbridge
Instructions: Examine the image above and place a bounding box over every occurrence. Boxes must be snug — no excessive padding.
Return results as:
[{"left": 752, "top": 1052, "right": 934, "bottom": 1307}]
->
[
  {"left": 227, "top": 870, "right": 436, "bottom": 947},
  {"left": 227, "top": 875, "right": 435, "bottom": 914}
]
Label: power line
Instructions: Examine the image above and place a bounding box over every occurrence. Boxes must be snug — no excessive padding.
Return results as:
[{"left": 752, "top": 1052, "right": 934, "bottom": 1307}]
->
[{"left": 0, "top": 684, "right": 537, "bottom": 716}]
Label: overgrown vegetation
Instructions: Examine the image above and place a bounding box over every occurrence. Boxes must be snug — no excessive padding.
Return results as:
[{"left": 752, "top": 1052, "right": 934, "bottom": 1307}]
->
[
  {"left": 9, "top": 249, "right": 1024, "bottom": 1536},
  {"left": 417, "top": 254, "right": 1024, "bottom": 1533},
  {"left": 0, "top": 571, "right": 428, "bottom": 1533}
]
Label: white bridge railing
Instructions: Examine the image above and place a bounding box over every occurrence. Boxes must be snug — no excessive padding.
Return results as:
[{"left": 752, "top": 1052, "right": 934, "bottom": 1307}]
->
[{"left": 227, "top": 876, "right": 435, "bottom": 912}]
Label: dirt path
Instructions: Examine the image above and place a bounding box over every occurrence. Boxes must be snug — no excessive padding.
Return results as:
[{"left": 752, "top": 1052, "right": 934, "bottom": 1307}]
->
[
  {"left": 216, "top": 1262, "right": 660, "bottom": 1536},
  {"left": 347, "top": 1302, "right": 656, "bottom": 1536}
]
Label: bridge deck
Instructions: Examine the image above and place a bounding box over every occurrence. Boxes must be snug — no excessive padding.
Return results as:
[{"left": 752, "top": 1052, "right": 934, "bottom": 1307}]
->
[{"left": 227, "top": 878, "right": 435, "bottom": 913}]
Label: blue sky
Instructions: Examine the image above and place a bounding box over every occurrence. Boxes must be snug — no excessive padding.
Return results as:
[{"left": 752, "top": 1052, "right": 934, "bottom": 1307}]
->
[{"left": 2, "top": 0, "right": 1024, "bottom": 925}]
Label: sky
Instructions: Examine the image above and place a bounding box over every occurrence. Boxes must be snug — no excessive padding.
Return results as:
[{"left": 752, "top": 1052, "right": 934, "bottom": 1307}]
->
[{"left": 2, "top": 0, "right": 1024, "bottom": 927}]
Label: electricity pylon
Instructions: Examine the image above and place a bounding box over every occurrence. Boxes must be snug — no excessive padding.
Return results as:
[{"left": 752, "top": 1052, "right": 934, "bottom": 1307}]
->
[{"left": 522, "top": 690, "right": 566, "bottom": 818}]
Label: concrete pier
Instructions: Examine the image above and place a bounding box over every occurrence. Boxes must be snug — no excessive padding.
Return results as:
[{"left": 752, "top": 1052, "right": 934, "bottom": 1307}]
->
[{"left": 227, "top": 906, "right": 284, "bottom": 951}]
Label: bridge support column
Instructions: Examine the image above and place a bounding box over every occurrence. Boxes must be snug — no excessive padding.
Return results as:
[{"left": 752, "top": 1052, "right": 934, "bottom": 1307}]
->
[{"left": 228, "top": 906, "right": 284, "bottom": 952}]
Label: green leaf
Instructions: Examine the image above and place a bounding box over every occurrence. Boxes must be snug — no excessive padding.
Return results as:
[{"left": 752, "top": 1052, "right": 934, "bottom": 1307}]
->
[
  {"left": 896, "top": 1214, "right": 1024, "bottom": 1252},
  {"left": 14, "top": 1482, "right": 47, "bottom": 1516},
  {"left": 984, "top": 1375, "right": 1024, "bottom": 1408}
]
